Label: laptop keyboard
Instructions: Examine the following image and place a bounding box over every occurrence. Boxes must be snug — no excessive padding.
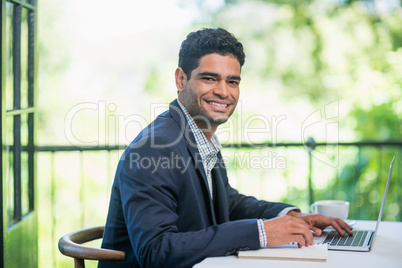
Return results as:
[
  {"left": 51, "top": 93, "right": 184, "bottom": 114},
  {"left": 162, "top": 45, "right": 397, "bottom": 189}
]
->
[{"left": 323, "top": 230, "right": 369, "bottom": 246}]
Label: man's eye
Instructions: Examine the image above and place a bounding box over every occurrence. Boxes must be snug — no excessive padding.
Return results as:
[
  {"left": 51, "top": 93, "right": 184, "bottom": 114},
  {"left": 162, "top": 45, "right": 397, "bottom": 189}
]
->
[
  {"left": 202, "top": 77, "right": 215, "bottom": 81},
  {"left": 228, "top": 80, "right": 240, "bottom": 85}
]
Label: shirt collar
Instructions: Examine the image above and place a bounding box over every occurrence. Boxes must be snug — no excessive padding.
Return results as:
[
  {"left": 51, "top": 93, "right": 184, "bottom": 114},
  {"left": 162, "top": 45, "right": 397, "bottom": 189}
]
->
[{"left": 177, "top": 99, "right": 221, "bottom": 160}]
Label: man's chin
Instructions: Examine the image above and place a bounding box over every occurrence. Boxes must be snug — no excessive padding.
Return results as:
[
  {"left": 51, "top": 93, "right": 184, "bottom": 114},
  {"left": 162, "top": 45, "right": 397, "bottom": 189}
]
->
[
  {"left": 193, "top": 112, "right": 231, "bottom": 127},
  {"left": 211, "top": 117, "right": 229, "bottom": 126}
]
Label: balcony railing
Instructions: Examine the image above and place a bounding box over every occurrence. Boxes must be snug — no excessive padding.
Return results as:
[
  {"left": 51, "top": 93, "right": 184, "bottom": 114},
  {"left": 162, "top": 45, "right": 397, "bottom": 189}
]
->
[{"left": 37, "top": 139, "right": 401, "bottom": 267}]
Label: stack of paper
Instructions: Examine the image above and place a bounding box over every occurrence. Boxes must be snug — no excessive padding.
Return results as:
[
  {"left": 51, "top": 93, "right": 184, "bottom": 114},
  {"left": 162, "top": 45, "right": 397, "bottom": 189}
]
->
[{"left": 238, "top": 243, "right": 328, "bottom": 262}]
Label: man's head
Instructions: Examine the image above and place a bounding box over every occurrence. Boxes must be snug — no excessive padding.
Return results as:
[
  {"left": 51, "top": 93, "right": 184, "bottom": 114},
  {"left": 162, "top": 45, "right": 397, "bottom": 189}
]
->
[
  {"left": 178, "top": 28, "right": 245, "bottom": 80},
  {"left": 175, "top": 28, "right": 245, "bottom": 139}
]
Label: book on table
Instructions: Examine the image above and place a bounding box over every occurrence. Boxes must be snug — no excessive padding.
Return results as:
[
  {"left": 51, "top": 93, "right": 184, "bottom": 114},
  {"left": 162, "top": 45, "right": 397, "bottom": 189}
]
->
[{"left": 237, "top": 243, "right": 328, "bottom": 262}]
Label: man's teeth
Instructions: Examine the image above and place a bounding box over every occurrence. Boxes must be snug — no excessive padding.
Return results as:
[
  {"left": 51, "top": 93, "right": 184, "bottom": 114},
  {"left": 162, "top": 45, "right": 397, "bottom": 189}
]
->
[{"left": 209, "top": 102, "right": 228, "bottom": 108}]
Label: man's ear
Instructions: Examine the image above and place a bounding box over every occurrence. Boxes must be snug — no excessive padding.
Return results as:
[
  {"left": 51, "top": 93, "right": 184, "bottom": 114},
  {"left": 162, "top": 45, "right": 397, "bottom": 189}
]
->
[{"left": 175, "top": 67, "right": 187, "bottom": 92}]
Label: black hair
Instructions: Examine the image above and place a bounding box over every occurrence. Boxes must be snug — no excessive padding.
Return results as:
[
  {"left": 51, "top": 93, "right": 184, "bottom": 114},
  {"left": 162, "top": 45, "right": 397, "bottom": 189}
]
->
[{"left": 178, "top": 28, "right": 245, "bottom": 79}]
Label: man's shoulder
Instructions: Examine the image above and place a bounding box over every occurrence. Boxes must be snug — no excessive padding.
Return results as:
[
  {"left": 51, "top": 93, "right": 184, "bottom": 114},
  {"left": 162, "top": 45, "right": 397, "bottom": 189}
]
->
[
  {"left": 128, "top": 108, "right": 189, "bottom": 149},
  {"left": 144, "top": 110, "right": 183, "bottom": 141}
]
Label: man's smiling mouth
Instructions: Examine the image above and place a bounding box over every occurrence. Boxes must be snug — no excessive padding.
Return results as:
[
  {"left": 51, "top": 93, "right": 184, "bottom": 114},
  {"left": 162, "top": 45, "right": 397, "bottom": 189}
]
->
[{"left": 208, "top": 101, "right": 228, "bottom": 108}]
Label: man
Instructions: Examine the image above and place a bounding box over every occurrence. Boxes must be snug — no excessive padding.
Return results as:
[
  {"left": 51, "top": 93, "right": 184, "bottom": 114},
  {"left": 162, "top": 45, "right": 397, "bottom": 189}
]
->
[{"left": 99, "top": 28, "right": 352, "bottom": 268}]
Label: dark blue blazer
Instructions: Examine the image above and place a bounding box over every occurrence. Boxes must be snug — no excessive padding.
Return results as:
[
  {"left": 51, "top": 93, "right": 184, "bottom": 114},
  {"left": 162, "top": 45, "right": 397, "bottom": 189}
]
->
[{"left": 99, "top": 100, "right": 293, "bottom": 268}]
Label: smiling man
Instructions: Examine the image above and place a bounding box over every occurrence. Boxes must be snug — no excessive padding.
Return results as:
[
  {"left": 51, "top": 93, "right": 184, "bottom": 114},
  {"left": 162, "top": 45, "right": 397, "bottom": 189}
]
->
[
  {"left": 176, "top": 52, "right": 240, "bottom": 136},
  {"left": 99, "top": 28, "right": 352, "bottom": 268}
]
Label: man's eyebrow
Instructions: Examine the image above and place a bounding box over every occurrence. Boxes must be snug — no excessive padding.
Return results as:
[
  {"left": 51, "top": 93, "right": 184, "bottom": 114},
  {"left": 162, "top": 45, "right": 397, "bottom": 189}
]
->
[
  {"left": 197, "top": 72, "right": 241, "bottom": 81},
  {"left": 197, "top": 72, "right": 220, "bottom": 78},
  {"left": 227, "top": 75, "right": 241, "bottom": 81}
]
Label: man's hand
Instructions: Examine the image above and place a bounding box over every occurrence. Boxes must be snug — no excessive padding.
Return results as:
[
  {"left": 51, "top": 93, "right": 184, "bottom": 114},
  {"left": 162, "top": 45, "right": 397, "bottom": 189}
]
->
[
  {"left": 263, "top": 215, "right": 314, "bottom": 248},
  {"left": 287, "top": 211, "right": 353, "bottom": 237}
]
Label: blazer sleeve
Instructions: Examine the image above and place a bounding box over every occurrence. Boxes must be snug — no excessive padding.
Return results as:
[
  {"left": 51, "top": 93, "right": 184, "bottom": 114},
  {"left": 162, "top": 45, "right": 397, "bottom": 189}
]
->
[
  {"left": 227, "top": 183, "right": 294, "bottom": 220},
  {"left": 216, "top": 155, "right": 295, "bottom": 221}
]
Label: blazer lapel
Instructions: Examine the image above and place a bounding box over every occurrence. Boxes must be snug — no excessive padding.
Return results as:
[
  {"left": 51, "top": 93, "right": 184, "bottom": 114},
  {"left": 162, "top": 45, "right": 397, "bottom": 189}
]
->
[
  {"left": 187, "top": 144, "right": 217, "bottom": 225},
  {"left": 211, "top": 167, "right": 230, "bottom": 224},
  {"left": 169, "top": 100, "right": 217, "bottom": 225}
]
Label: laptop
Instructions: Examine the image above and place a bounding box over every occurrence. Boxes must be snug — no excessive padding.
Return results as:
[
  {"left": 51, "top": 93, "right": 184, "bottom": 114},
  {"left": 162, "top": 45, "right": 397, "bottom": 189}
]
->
[{"left": 313, "top": 156, "right": 396, "bottom": 252}]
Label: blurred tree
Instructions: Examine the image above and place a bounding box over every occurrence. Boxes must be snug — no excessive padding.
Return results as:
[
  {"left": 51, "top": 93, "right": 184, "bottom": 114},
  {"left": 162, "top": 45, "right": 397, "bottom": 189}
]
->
[{"left": 196, "top": 0, "right": 402, "bottom": 220}]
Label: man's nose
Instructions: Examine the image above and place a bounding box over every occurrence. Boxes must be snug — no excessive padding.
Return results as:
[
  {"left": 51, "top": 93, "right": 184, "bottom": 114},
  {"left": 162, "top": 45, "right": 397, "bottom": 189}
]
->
[{"left": 213, "top": 81, "right": 229, "bottom": 98}]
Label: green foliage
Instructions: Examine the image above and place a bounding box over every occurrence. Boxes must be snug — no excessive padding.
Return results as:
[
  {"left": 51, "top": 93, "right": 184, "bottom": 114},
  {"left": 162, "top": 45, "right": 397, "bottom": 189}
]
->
[
  {"left": 209, "top": 1, "right": 401, "bottom": 106},
  {"left": 351, "top": 101, "right": 401, "bottom": 140},
  {"left": 201, "top": 0, "right": 402, "bottom": 220}
]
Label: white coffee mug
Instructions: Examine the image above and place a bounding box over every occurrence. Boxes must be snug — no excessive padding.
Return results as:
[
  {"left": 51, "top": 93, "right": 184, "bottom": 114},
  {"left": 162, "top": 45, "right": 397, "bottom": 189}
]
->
[{"left": 310, "top": 200, "right": 349, "bottom": 220}]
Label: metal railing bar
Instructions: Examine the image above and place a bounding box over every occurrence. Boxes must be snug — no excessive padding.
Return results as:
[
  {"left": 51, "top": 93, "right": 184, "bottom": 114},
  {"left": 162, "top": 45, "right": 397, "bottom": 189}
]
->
[
  {"left": 33, "top": 140, "right": 402, "bottom": 152},
  {"left": 6, "top": 0, "right": 35, "bottom": 10},
  {"left": 12, "top": 0, "right": 22, "bottom": 223},
  {"left": 355, "top": 147, "right": 362, "bottom": 219},
  {"left": 397, "top": 149, "right": 402, "bottom": 220},
  {"left": 50, "top": 151, "right": 56, "bottom": 268},
  {"left": 307, "top": 149, "right": 313, "bottom": 205},
  {"left": 106, "top": 151, "right": 113, "bottom": 198},
  {"left": 5, "top": 107, "right": 35, "bottom": 116},
  {"left": 80, "top": 151, "right": 85, "bottom": 229},
  {"left": 35, "top": 145, "right": 128, "bottom": 152}
]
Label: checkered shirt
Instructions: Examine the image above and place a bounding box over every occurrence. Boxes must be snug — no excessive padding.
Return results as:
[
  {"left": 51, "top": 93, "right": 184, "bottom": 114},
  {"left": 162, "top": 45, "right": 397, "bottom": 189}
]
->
[{"left": 178, "top": 100, "right": 221, "bottom": 199}]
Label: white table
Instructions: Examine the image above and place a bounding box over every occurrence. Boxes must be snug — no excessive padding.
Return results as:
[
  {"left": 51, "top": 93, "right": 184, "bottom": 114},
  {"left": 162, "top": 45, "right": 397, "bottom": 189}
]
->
[{"left": 194, "top": 221, "right": 402, "bottom": 268}]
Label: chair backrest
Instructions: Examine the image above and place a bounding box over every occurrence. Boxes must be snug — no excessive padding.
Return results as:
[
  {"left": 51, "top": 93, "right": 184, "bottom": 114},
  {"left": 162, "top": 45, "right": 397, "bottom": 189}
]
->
[{"left": 58, "top": 225, "right": 126, "bottom": 268}]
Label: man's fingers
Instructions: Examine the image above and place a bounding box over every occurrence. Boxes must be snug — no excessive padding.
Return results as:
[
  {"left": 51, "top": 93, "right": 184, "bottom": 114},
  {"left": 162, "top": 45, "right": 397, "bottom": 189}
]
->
[
  {"left": 301, "top": 214, "right": 354, "bottom": 237},
  {"left": 336, "top": 219, "right": 353, "bottom": 235},
  {"left": 264, "top": 216, "right": 315, "bottom": 247},
  {"left": 332, "top": 222, "right": 345, "bottom": 236},
  {"left": 292, "top": 223, "right": 314, "bottom": 246},
  {"left": 310, "top": 227, "right": 322, "bottom": 236},
  {"left": 327, "top": 218, "right": 353, "bottom": 236},
  {"left": 293, "top": 235, "right": 306, "bottom": 248}
]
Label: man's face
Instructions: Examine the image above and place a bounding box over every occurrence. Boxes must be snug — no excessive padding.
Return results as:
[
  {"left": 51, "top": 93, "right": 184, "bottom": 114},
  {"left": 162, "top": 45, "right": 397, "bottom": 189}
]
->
[{"left": 177, "top": 53, "right": 241, "bottom": 131}]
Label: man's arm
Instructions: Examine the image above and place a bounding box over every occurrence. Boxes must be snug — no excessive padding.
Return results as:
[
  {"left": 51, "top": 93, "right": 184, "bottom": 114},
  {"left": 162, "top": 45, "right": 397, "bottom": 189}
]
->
[{"left": 227, "top": 188, "right": 294, "bottom": 221}]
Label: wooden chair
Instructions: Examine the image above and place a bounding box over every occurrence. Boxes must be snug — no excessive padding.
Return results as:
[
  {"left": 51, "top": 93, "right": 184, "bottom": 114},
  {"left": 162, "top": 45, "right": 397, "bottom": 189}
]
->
[{"left": 58, "top": 225, "right": 126, "bottom": 268}]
